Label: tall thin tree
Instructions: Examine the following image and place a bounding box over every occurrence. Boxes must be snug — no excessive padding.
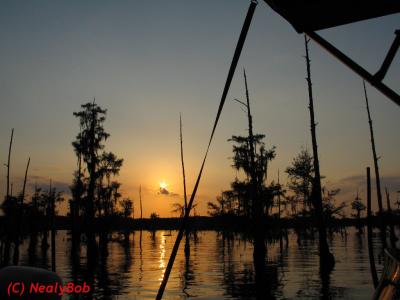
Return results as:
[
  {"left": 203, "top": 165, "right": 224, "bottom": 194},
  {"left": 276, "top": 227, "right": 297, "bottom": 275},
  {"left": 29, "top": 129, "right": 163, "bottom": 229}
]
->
[
  {"left": 5, "top": 128, "right": 14, "bottom": 200},
  {"left": 13, "top": 156, "right": 30, "bottom": 265},
  {"left": 180, "top": 114, "right": 188, "bottom": 213},
  {"left": 367, "top": 167, "right": 378, "bottom": 287},
  {"left": 180, "top": 114, "right": 190, "bottom": 257},
  {"left": 363, "top": 80, "right": 387, "bottom": 247},
  {"left": 73, "top": 100, "right": 109, "bottom": 261},
  {"left": 304, "top": 35, "right": 334, "bottom": 270},
  {"left": 363, "top": 81, "right": 384, "bottom": 216},
  {"left": 233, "top": 69, "right": 261, "bottom": 222},
  {"left": 139, "top": 185, "right": 143, "bottom": 220}
]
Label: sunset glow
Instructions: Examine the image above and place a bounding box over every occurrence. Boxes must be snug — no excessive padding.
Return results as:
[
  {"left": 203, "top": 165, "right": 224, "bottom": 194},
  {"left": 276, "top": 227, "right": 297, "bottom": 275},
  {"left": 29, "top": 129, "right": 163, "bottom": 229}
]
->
[{"left": 0, "top": 1, "right": 398, "bottom": 220}]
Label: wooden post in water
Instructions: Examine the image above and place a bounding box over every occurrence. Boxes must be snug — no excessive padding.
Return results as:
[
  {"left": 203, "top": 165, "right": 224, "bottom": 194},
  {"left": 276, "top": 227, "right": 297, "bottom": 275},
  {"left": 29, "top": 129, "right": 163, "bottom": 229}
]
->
[
  {"left": 385, "top": 188, "right": 397, "bottom": 247},
  {"left": 367, "top": 167, "right": 379, "bottom": 288}
]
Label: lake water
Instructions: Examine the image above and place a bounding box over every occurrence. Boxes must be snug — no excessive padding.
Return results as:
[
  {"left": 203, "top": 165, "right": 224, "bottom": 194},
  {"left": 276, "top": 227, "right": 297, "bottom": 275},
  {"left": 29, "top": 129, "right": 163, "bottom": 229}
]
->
[{"left": 18, "top": 227, "right": 387, "bottom": 299}]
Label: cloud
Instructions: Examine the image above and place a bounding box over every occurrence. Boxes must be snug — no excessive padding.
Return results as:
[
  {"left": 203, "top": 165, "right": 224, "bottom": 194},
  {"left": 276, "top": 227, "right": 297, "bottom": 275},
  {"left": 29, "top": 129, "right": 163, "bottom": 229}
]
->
[
  {"left": 158, "top": 187, "right": 179, "bottom": 197},
  {"left": 336, "top": 174, "right": 400, "bottom": 194},
  {"left": 27, "top": 175, "right": 71, "bottom": 194},
  {"left": 331, "top": 174, "right": 400, "bottom": 211}
]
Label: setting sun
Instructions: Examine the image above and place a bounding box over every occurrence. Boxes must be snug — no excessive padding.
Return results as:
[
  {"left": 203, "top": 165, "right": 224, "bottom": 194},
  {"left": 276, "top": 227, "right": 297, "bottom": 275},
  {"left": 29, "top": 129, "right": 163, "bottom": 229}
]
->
[{"left": 159, "top": 181, "right": 168, "bottom": 190}]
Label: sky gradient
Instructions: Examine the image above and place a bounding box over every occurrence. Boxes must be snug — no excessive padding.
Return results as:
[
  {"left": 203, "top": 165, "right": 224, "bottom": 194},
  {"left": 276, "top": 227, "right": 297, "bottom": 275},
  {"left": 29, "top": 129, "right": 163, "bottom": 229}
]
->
[{"left": 1, "top": 1, "right": 399, "bottom": 217}]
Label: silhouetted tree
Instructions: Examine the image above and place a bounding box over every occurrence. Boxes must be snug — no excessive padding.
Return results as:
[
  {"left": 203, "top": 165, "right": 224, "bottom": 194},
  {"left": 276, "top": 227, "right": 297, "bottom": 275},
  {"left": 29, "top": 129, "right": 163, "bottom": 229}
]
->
[
  {"left": 73, "top": 101, "right": 109, "bottom": 217},
  {"left": 70, "top": 124, "right": 85, "bottom": 246},
  {"left": 72, "top": 101, "right": 109, "bottom": 259},
  {"left": 229, "top": 134, "right": 276, "bottom": 217},
  {"left": 97, "top": 152, "right": 123, "bottom": 217},
  {"left": 285, "top": 195, "right": 298, "bottom": 217},
  {"left": 230, "top": 179, "right": 250, "bottom": 216},
  {"left": 172, "top": 202, "right": 198, "bottom": 217},
  {"left": 120, "top": 198, "right": 133, "bottom": 219},
  {"left": 351, "top": 192, "right": 366, "bottom": 220},
  {"left": 1, "top": 195, "right": 18, "bottom": 265},
  {"left": 31, "top": 186, "right": 63, "bottom": 251},
  {"left": 395, "top": 191, "right": 400, "bottom": 211},
  {"left": 351, "top": 192, "right": 366, "bottom": 233},
  {"left": 385, "top": 188, "right": 397, "bottom": 247},
  {"left": 322, "top": 188, "right": 345, "bottom": 221},
  {"left": 286, "top": 149, "right": 314, "bottom": 216},
  {"left": 28, "top": 186, "right": 41, "bottom": 262},
  {"left": 150, "top": 212, "right": 159, "bottom": 219},
  {"left": 207, "top": 191, "right": 237, "bottom": 217}
]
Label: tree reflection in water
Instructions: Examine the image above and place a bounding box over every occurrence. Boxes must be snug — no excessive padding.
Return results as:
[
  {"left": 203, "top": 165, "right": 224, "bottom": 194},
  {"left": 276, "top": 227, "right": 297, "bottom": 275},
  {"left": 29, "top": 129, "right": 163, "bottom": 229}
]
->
[
  {"left": 13, "top": 229, "right": 383, "bottom": 299},
  {"left": 180, "top": 231, "right": 195, "bottom": 297},
  {"left": 217, "top": 231, "right": 282, "bottom": 299}
]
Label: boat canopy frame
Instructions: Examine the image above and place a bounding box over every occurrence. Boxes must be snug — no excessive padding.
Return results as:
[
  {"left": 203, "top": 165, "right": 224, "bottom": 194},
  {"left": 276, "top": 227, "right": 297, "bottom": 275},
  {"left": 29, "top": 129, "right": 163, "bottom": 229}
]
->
[{"left": 264, "top": 0, "right": 400, "bottom": 106}]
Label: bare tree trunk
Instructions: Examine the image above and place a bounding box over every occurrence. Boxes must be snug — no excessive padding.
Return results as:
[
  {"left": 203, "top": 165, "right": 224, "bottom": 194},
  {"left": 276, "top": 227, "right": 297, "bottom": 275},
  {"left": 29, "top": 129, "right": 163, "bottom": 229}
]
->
[
  {"left": 242, "top": 70, "right": 261, "bottom": 222},
  {"left": 6, "top": 129, "right": 14, "bottom": 200},
  {"left": 244, "top": 69, "right": 258, "bottom": 205},
  {"left": 304, "top": 35, "right": 334, "bottom": 271},
  {"left": 363, "top": 81, "right": 386, "bottom": 246},
  {"left": 180, "top": 114, "right": 188, "bottom": 213},
  {"left": 139, "top": 185, "right": 143, "bottom": 220},
  {"left": 367, "top": 167, "right": 378, "bottom": 288},
  {"left": 13, "top": 157, "right": 30, "bottom": 265},
  {"left": 2, "top": 129, "right": 14, "bottom": 266},
  {"left": 242, "top": 70, "right": 268, "bottom": 296},
  {"left": 180, "top": 114, "right": 191, "bottom": 257},
  {"left": 364, "top": 81, "right": 383, "bottom": 214}
]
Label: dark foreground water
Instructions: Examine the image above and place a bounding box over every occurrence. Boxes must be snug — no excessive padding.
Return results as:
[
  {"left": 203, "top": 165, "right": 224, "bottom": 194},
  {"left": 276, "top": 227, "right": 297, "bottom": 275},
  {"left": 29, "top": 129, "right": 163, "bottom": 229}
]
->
[{"left": 18, "top": 228, "right": 387, "bottom": 299}]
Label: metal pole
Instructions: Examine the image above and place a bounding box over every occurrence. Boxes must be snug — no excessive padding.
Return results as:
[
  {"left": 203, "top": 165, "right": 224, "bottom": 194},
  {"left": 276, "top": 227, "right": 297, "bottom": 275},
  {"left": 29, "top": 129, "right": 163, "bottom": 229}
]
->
[{"left": 155, "top": 1, "right": 258, "bottom": 298}]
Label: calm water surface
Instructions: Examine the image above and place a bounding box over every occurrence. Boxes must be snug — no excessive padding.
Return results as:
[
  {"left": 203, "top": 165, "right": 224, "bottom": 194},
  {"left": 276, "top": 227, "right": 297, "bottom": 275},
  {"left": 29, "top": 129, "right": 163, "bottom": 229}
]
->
[{"left": 19, "top": 228, "right": 386, "bottom": 299}]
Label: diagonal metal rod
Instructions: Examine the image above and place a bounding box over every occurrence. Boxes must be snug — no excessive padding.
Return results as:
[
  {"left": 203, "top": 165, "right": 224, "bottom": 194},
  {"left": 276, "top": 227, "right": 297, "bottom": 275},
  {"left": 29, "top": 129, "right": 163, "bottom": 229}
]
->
[
  {"left": 305, "top": 31, "right": 400, "bottom": 107},
  {"left": 374, "top": 29, "right": 400, "bottom": 81},
  {"left": 155, "top": 1, "right": 258, "bottom": 299}
]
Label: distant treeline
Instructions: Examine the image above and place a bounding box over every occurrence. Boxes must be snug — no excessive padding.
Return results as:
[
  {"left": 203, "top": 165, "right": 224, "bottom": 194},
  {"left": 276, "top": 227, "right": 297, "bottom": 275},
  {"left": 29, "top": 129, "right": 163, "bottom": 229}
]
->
[{"left": 0, "top": 215, "right": 397, "bottom": 232}]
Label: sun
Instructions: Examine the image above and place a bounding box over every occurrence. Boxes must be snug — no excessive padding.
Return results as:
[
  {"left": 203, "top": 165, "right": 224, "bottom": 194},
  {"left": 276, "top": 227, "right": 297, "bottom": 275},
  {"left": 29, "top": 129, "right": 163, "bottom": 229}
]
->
[{"left": 159, "top": 181, "right": 168, "bottom": 190}]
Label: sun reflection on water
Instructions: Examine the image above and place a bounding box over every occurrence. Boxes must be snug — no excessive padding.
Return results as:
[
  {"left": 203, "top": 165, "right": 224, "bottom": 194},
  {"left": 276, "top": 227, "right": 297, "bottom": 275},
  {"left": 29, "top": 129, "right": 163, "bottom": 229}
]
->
[{"left": 158, "top": 231, "right": 167, "bottom": 282}]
